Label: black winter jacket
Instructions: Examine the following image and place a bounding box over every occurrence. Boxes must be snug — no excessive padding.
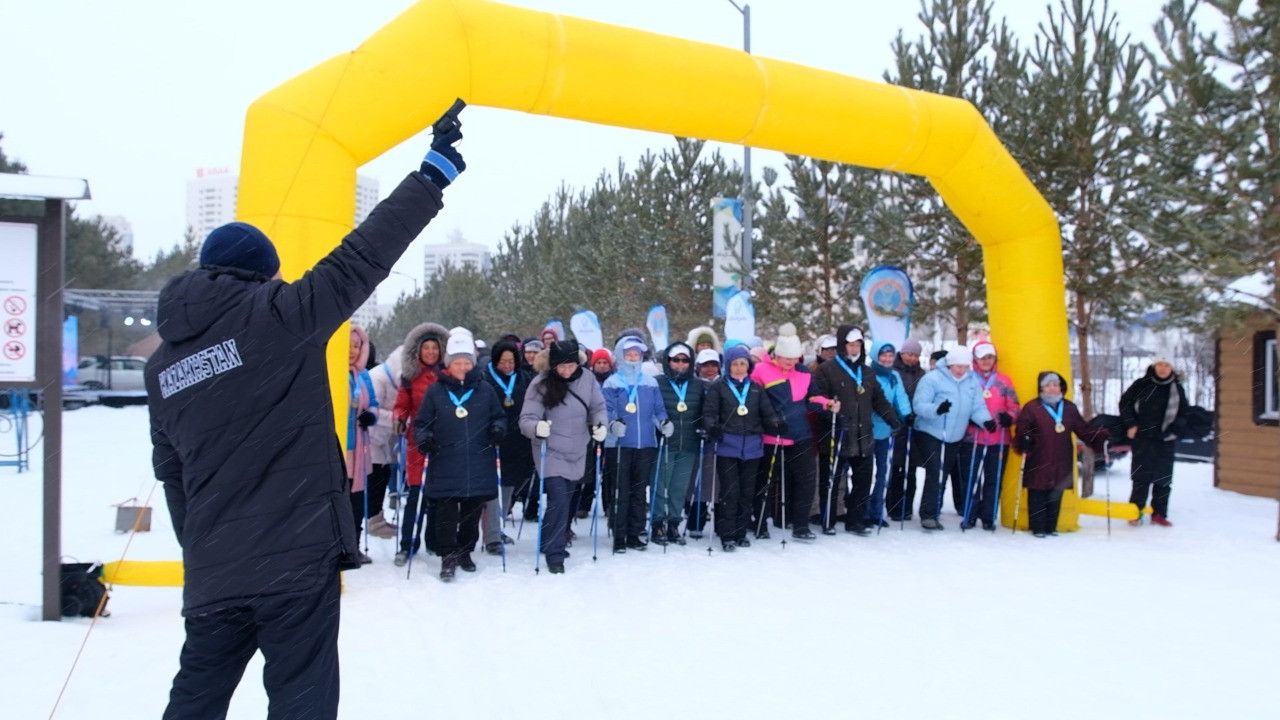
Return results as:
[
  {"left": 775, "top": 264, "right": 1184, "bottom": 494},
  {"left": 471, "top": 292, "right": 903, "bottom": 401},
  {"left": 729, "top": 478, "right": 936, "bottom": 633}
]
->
[
  {"left": 414, "top": 369, "right": 505, "bottom": 500},
  {"left": 146, "top": 172, "right": 443, "bottom": 616},
  {"left": 657, "top": 347, "right": 708, "bottom": 454},
  {"left": 812, "top": 355, "right": 903, "bottom": 458},
  {"left": 1119, "top": 366, "right": 1189, "bottom": 442},
  {"left": 480, "top": 343, "right": 535, "bottom": 487},
  {"left": 893, "top": 356, "right": 926, "bottom": 399}
]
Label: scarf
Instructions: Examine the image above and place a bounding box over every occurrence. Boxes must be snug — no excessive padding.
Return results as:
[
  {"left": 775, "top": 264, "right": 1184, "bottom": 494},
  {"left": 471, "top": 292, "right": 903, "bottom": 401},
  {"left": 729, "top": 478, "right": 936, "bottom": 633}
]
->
[{"left": 1154, "top": 375, "right": 1180, "bottom": 436}]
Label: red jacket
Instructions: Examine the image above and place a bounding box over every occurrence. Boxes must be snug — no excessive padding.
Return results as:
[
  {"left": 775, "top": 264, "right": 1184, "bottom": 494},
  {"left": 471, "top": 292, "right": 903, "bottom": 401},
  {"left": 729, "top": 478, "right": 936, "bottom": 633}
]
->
[
  {"left": 966, "top": 368, "right": 1019, "bottom": 446},
  {"left": 394, "top": 363, "right": 439, "bottom": 487}
]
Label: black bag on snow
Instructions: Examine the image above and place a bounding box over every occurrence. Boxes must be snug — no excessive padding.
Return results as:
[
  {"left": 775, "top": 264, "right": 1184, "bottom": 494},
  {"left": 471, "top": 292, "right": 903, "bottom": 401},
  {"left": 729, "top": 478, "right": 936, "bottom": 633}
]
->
[{"left": 60, "top": 562, "right": 110, "bottom": 618}]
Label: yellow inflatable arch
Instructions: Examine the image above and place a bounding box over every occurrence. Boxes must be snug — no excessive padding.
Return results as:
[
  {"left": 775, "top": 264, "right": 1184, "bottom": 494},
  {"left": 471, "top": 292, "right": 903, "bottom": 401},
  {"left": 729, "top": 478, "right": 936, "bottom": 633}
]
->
[{"left": 116, "top": 0, "right": 1141, "bottom": 586}]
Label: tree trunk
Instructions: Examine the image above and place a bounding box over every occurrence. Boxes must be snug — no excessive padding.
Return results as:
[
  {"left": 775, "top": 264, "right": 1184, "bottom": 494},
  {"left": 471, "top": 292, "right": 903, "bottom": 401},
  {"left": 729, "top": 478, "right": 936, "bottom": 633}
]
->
[
  {"left": 1075, "top": 293, "right": 1095, "bottom": 419},
  {"left": 954, "top": 268, "right": 969, "bottom": 346}
]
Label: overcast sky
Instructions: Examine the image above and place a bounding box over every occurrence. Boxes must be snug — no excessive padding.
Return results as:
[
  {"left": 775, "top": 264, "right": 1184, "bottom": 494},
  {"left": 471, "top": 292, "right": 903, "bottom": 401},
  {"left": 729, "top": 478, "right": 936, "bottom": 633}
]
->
[{"left": 2, "top": 0, "right": 1168, "bottom": 301}]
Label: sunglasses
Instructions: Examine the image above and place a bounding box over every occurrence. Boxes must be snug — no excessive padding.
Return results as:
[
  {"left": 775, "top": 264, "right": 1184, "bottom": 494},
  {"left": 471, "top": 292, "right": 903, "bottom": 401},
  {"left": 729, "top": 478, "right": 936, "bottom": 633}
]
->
[{"left": 670, "top": 357, "right": 690, "bottom": 364}]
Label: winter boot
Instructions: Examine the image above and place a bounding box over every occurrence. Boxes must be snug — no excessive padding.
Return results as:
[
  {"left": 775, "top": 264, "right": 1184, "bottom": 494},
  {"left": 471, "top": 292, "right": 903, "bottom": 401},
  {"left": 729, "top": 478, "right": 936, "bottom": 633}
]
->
[
  {"left": 458, "top": 555, "right": 477, "bottom": 572},
  {"left": 393, "top": 551, "right": 409, "bottom": 567},
  {"left": 669, "top": 521, "right": 686, "bottom": 546},
  {"left": 485, "top": 541, "right": 503, "bottom": 556},
  {"left": 1128, "top": 517, "right": 1143, "bottom": 527},
  {"left": 626, "top": 536, "right": 648, "bottom": 551},
  {"left": 721, "top": 539, "right": 737, "bottom": 552},
  {"left": 548, "top": 560, "right": 566, "bottom": 574},
  {"left": 921, "top": 518, "right": 943, "bottom": 531},
  {"left": 357, "top": 551, "right": 373, "bottom": 565},
  {"left": 822, "top": 525, "right": 838, "bottom": 536},
  {"left": 439, "top": 557, "right": 456, "bottom": 582},
  {"left": 791, "top": 528, "right": 817, "bottom": 542},
  {"left": 367, "top": 516, "right": 397, "bottom": 539},
  {"left": 1151, "top": 514, "right": 1173, "bottom": 527},
  {"left": 651, "top": 525, "right": 668, "bottom": 546},
  {"left": 845, "top": 521, "right": 870, "bottom": 536},
  {"left": 736, "top": 537, "right": 751, "bottom": 548}
]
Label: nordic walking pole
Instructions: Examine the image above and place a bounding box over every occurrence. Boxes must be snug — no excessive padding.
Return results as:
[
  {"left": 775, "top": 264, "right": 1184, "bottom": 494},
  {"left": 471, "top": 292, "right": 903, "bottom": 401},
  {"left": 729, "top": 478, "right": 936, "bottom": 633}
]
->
[
  {"left": 707, "top": 445, "right": 718, "bottom": 555},
  {"left": 779, "top": 441, "right": 788, "bottom": 549},
  {"left": 515, "top": 473, "right": 534, "bottom": 540},
  {"left": 689, "top": 437, "right": 705, "bottom": 540},
  {"left": 824, "top": 413, "right": 840, "bottom": 532},
  {"left": 392, "top": 437, "right": 406, "bottom": 529},
  {"left": 1103, "top": 439, "right": 1112, "bottom": 538},
  {"left": 900, "top": 428, "right": 912, "bottom": 531},
  {"left": 990, "top": 434, "right": 1007, "bottom": 529},
  {"left": 960, "top": 434, "right": 981, "bottom": 531},
  {"left": 1011, "top": 448, "right": 1028, "bottom": 535},
  {"left": 756, "top": 440, "right": 782, "bottom": 537},
  {"left": 877, "top": 432, "right": 895, "bottom": 536},
  {"left": 406, "top": 459, "right": 429, "bottom": 579},
  {"left": 934, "top": 412, "right": 950, "bottom": 528},
  {"left": 534, "top": 440, "right": 548, "bottom": 574},
  {"left": 495, "top": 447, "right": 507, "bottom": 573},
  {"left": 646, "top": 437, "right": 668, "bottom": 553},
  {"left": 591, "top": 443, "right": 603, "bottom": 561}
]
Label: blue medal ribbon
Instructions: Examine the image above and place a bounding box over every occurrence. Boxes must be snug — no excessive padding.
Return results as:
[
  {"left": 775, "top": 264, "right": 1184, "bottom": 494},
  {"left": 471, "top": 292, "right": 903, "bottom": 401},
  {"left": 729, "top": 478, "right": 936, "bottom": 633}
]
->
[
  {"left": 835, "top": 356, "right": 863, "bottom": 386},
  {"left": 1042, "top": 400, "right": 1065, "bottom": 429},
  {"left": 728, "top": 378, "right": 750, "bottom": 408},
  {"left": 669, "top": 379, "right": 689, "bottom": 406},
  {"left": 487, "top": 363, "right": 516, "bottom": 404},
  {"left": 449, "top": 389, "right": 474, "bottom": 412}
]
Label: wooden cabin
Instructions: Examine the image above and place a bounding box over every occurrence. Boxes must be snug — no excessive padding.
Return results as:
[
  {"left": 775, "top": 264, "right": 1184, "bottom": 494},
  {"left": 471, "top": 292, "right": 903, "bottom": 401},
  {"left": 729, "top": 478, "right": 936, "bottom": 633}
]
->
[{"left": 1214, "top": 310, "right": 1280, "bottom": 499}]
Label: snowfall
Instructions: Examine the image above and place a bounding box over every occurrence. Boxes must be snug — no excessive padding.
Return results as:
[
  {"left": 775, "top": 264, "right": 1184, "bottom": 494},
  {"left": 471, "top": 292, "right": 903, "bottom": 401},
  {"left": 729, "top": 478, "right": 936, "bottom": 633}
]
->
[{"left": 2, "top": 405, "right": 1278, "bottom": 719}]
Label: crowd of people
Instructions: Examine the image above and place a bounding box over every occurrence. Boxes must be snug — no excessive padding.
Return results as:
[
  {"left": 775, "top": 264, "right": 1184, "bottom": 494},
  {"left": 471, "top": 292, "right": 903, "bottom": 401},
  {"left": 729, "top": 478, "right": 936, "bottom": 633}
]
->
[{"left": 345, "top": 319, "right": 1191, "bottom": 581}]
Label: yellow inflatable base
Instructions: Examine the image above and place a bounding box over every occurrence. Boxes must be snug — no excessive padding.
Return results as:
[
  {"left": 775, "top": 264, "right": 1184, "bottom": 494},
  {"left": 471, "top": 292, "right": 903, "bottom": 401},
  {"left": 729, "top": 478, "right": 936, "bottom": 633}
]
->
[
  {"left": 102, "top": 560, "right": 184, "bottom": 587},
  {"left": 1079, "top": 498, "right": 1151, "bottom": 521}
]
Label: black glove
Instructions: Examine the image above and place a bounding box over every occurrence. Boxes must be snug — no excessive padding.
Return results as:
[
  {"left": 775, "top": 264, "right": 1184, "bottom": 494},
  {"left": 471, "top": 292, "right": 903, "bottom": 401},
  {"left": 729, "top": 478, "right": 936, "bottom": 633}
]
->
[
  {"left": 936, "top": 400, "right": 952, "bottom": 415},
  {"left": 982, "top": 420, "right": 998, "bottom": 433},
  {"left": 1018, "top": 435, "right": 1033, "bottom": 454},
  {"left": 998, "top": 412, "right": 1013, "bottom": 428},
  {"left": 767, "top": 419, "right": 788, "bottom": 436},
  {"left": 705, "top": 426, "right": 723, "bottom": 442},
  {"left": 420, "top": 99, "right": 466, "bottom": 189},
  {"left": 489, "top": 425, "right": 505, "bottom": 445},
  {"left": 904, "top": 413, "right": 916, "bottom": 428},
  {"left": 419, "top": 435, "right": 436, "bottom": 455},
  {"left": 357, "top": 410, "right": 377, "bottom": 428}
]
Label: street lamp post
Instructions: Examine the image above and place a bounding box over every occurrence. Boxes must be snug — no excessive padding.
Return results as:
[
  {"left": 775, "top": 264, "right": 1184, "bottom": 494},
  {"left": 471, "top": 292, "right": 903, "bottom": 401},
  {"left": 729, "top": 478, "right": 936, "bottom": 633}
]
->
[
  {"left": 727, "top": 1, "right": 753, "bottom": 288},
  {"left": 390, "top": 269, "right": 421, "bottom": 296}
]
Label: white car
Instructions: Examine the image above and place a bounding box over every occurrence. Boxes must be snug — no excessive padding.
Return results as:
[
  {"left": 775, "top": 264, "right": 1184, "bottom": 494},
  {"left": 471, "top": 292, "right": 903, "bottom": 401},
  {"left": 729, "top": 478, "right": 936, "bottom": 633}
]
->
[{"left": 76, "top": 356, "right": 147, "bottom": 392}]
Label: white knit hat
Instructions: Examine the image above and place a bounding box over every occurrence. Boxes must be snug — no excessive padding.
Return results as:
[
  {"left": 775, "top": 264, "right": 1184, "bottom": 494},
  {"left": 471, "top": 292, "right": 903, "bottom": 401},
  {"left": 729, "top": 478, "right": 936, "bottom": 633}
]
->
[
  {"left": 773, "top": 323, "right": 803, "bottom": 359},
  {"left": 445, "top": 327, "right": 476, "bottom": 365}
]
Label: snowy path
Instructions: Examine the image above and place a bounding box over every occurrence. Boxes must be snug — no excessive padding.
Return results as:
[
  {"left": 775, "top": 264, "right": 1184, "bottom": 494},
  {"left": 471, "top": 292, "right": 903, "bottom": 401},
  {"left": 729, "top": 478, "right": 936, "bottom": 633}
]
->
[{"left": 2, "top": 406, "right": 1277, "bottom": 718}]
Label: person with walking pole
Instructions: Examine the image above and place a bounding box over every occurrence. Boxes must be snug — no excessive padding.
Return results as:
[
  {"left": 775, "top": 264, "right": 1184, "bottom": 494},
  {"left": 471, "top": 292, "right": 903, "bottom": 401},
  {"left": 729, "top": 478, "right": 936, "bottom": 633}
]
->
[
  {"left": 887, "top": 339, "right": 926, "bottom": 523},
  {"left": 148, "top": 101, "right": 467, "bottom": 719},
  {"left": 519, "top": 339, "right": 607, "bottom": 574},
  {"left": 811, "top": 329, "right": 903, "bottom": 536},
  {"left": 865, "top": 340, "right": 912, "bottom": 531},
  {"left": 704, "top": 345, "right": 781, "bottom": 551},
  {"left": 959, "top": 441, "right": 987, "bottom": 531},
  {"left": 602, "top": 336, "right": 669, "bottom": 553},
  {"left": 910, "top": 346, "right": 992, "bottom": 530},
  {"left": 393, "top": 321, "right": 449, "bottom": 565},
  {"left": 481, "top": 338, "right": 532, "bottom": 555},
  {"left": 653, "top": 342, "right": 707, "bottom": 546},
  {"left": 822, "top": 418, "right": 844, "bottom": 534},
  {"left": 591, "top": 444, "right": 604, "bottom": 561},
  {"left": 414, "top": 328, "right": 505, "bottom": 582},
  {"left": 1014, "top": 371, "right": 1110, "bottom": 537},
  {"left": 962, "top": 340, "right": 1019, "bottom": 531},
  {"left": 752, "top": 324, "right": 833, "bottom": 542}
]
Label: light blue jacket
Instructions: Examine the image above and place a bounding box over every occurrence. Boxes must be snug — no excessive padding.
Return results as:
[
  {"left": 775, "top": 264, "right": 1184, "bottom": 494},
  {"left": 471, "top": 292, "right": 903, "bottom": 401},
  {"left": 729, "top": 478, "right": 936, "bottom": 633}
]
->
[
  {"left": 871, "top": 367, "right": 912, "bottom": 441},
  {"left": 912, "top": 361, "right": 992, "bottom": 443},
  {"left": 602, "top": 360, "right": 668, "bottom": 449}
]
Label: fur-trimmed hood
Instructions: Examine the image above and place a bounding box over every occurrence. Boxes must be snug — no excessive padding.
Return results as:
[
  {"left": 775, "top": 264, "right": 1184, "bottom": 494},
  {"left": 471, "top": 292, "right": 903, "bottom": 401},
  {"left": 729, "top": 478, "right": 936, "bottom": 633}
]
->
[
  {"left": 399, "top": 321, "right": 449, "bottom": 382},
  {"left": 685, "top": 325, "right": 723, "bottom": 353}
]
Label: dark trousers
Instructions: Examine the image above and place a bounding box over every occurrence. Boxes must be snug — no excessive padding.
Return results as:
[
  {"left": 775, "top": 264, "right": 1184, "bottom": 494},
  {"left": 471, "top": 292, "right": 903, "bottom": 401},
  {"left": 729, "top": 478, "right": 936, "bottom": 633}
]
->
[
  {"left": 815, "top": 418, "right": 836, "bottom": 523},
  {"left": 960, "top": 444, "right": 1008, "bottom": 525},
  {"left": 367, "top": 463, "right": 391, "bottom": 516},
  {"left": 686, "top": 445, "right": 716, "bottom": 533},
  {"left": 756, "top": 440, "right": 817, "bottom": 534},
  {"left": 887, "top": 426, "right": 922, "bottom": 520},
  {"left": 164, "top": 572, "right": 340, "bottom": 720},
  {"left": 836, "top": 453, "right": 874, "bottom": 530},
  {"left": 430, "top": 496, "right": 487, "bottom": 560},
  {"left": 917, "top": 433, "right": 975, "bottom": 521},
  {"left": 540, "top": 476, "right": 579, "bottom": 563},
  {"left": 1027, "top": 487, "right": 1064, "bottom": 534},
  {"left": 610, "top": 446, "right": 657, "bottom": 544},
  {"left": 1130, "top": 438, "right": 1175, "bottom": 517},
  {"left": 576, "top": 441, "right": 603, "bottom": 514},
  {"left": 715, "top": 455, "right": 759, "bottom": 541},
  {"left": 399, "top": 485, "right": 434, "bottom": 554}
]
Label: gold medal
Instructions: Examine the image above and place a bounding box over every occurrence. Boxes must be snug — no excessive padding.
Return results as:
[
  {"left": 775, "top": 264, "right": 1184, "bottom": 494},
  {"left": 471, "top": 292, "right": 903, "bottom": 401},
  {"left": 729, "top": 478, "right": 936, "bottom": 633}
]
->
[
  {"left": 857, "top": 385, "right": 865, "bottom": 395},
  {"left": 455, "top": 406, "right": 469, "bottom": 419},
  {"left": 503, "top": 396, "right": 514, "bottom": 408},
  {"left": 737, "top": 405, "right": 749, "bottom": 416},
  {"left": 1054, "top": 422, "right": 1065, "bottom": 434},
  {"left": 625, "top": 402, "right": 638, "bottom": 414},
  {"left": 983, "top": 390, "right": 993, "bottom": 399},
  {"left": 676, "top": 402, "right": 688, "bottom": 413}
]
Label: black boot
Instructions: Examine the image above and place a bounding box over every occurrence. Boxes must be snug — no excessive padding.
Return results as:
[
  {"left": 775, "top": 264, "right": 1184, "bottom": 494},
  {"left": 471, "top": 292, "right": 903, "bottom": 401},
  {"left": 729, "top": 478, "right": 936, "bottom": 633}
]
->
[
  {"left": 439, "top": 557, "right": 456, "bottom": 583},
  {"left": 457, "top": 554, "right": 477, "bottom": 572},
  {"left": 721, "top": 539, "right": 737, "bottom": 552},
  {"left": 651, "top": 525, "right": 668, "bottom": 546},
  {"left": 668, "top": 521, "right": 686, "bottom": 546}
]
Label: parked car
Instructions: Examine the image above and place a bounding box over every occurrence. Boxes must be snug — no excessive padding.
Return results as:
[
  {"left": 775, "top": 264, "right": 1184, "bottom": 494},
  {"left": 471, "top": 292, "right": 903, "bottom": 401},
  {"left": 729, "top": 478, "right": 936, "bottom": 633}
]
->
[{"left": 75, "top": 356, "right": 147, "bottom": 392}]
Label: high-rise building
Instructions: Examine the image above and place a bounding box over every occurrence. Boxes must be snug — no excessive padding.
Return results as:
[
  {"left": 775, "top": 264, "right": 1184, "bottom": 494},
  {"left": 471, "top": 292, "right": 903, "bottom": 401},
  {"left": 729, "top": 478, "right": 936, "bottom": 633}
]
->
[
  {"left": 186, "top": 168, "right": 383, "bottom": 327},
  {"left": 185, "top": 168, "right": 379, "bottom": 241},
  {"left": 423, "top": 238, "right": 491, "bottom": 281}
]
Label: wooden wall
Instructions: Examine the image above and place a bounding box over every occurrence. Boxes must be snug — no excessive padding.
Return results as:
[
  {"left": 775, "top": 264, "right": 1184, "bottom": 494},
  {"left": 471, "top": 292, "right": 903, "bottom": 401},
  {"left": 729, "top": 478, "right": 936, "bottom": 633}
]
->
[{"left": 1215, "top": 313, "right": 1280, "bottom": 498}]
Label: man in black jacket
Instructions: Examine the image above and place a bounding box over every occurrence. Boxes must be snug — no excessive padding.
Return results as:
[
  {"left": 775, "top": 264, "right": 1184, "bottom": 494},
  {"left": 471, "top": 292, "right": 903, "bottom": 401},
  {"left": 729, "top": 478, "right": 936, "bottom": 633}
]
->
[{"left": 147, "top": 106, "right": 466, "bottom": 719}]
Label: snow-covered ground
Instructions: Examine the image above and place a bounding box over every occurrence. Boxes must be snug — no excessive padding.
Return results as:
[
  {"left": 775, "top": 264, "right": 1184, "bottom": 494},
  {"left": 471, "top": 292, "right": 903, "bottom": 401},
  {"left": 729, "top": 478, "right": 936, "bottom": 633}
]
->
[{"left": 2, "top": 406, "right": 1278, "bottom": 719}]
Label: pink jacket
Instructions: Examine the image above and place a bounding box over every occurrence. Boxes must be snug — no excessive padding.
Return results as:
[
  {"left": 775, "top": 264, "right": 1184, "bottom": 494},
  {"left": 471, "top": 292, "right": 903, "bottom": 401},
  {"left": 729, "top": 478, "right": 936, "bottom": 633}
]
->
[
  {"left": 751, "top": 359, "right": 831, "bottom": 447},
  {"left": 967, "top": 368, "right": 1019, "bottom": 446}
]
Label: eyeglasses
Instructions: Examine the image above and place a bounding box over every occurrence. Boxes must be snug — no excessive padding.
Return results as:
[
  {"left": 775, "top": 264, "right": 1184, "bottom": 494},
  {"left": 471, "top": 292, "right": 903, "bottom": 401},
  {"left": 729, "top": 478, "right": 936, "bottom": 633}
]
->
[{"left": 670, "top": 357, "right": 690, "bottom": 364}]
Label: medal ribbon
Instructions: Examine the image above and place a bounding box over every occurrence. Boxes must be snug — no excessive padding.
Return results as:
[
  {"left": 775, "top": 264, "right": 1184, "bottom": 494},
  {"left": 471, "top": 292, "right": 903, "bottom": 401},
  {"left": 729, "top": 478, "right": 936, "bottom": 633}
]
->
[
  {"left": 668, "top": 379, "right": 689, "bottom": 406},
  {"left": 449, "top": 389, "right": 474, "bottom": 413},
  {"left": 625, "top": 371, "right": 640, "bottom": 408},
  {"left": 979, "top": 371, "right": 997, "bottom": 394},
  {"left": 487, "top": 363, "right": 516, "bottom": 405},
  {"left": 728, "top": 378, "right": 750, "bottom": 409},
  {"left": 1042, "top": 400, "right": 1064, "bottom": 427},
  {"left": 835, "top": 356, "right": 863, "bottom": 387}
]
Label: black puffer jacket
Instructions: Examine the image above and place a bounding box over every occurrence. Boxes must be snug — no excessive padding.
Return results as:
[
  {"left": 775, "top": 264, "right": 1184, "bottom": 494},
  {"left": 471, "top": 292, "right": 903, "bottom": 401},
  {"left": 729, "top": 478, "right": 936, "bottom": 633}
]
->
[
  {"left": 812, "top": 352, "right": 902, "bottom": 458},
  {"left": 481, "top": 339, "right": 535, "bottom": 487},
  {"left": 657, "top": 342, "right": 708, "bottom": 453},
  {"left": 146, "top": 171, "right": 443, "bottom": 616},
  {"left": 893, "top": 355, "right": 927, "bottom": 399},
  {"left": 414, "top": 368, "right": 505, "bottom": 499},
  {"left": 1119, "top": 365, "right": 1189, "bottom": 441}
]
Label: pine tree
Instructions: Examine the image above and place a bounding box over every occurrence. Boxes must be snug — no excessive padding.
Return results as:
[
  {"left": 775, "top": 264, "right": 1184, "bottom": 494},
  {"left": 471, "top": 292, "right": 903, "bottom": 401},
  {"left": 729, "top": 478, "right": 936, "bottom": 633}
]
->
[{"left": 137, "top": 226, "right": 200, "bottom": 290}]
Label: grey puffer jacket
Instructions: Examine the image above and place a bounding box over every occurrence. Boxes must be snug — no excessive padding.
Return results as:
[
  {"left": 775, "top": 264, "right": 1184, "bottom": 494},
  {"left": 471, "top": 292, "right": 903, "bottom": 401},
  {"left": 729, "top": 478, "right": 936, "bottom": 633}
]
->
[{"left": 519, "top": 349, "right": 607, "bottom": 482}]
